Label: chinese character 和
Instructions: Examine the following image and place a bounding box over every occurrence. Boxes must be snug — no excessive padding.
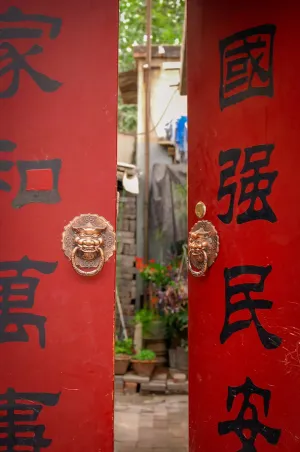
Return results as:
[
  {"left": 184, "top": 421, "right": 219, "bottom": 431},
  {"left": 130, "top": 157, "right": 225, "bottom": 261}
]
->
[
  {"left": 0, "top": 139, "right": 62, "bottom": 207},
  {"left": 0, "top": 139, "right": 15, "bottom": 191},
  {"left": 220, "top": 265, "right": 282, "bottom": 349},
  {"left": 219, "top": 24, "right": 276, "bottom": 109}
]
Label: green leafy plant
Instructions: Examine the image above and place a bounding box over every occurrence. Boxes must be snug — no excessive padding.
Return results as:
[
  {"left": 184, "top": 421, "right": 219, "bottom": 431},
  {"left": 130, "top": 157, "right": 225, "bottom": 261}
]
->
[
  {"left": 115, "top": 338, "right": 133, "bottom": 356},
  {"left": 133, "top": 308, "right": 158, "bottom": 335},
  {"left": 132, "top": 349, "right": 156, "bottom": 361},
  {"left": 162, "top": 280, "right": 188, "bottom": 347},
  {"left": 118, "top": 0, "right": 185, "bottom": 133},
  {"left": 164, "top": 304, "right": 188, "bottom": 347},
  {"left": 135, "top": 258, "right": 174, "bottom": 289},
  {"left": 119, "top": 0, "right": 185, "bottom": 72}
]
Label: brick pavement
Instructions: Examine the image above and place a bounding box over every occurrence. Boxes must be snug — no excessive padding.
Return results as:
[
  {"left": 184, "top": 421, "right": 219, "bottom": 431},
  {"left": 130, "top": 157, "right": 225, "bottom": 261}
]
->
[{"left": 114, "top": 393, "right": 188, "bottom": 452}]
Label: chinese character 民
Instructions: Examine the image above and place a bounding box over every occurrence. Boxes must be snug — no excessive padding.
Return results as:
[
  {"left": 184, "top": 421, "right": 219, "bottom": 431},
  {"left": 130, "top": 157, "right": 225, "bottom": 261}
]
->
[
  {"left": 0, "top": 139, "right": 15, "bottom": 191},
  {"left": 220, "top": 265, "right": 282, "bottom": 349},
  {"left": 0, "top": 6, "right": 62, "bottom": 97},
  {"left": 0, "top": 139, "right": 62, "bottom": 207},
  {"left": 0, "top": 256, "right": 58, "bottom": 348},
  {"left": 219, "top": 24, "right": 276, "bottom": 109},
  {"left": 218, "top": 144, "right": 278, "bottom": 224},
  {"left": 218, "top": 377, "right": 281, "bottom": 451},
  {"left": 0, "top": 387, "right": 60, "bottom": 451}
]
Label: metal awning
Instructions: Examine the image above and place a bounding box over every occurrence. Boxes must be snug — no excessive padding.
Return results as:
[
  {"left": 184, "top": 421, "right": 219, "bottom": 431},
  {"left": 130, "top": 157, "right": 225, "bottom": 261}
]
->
[{"left": 118, "top": 70, "right": 137, "bottom": 105}]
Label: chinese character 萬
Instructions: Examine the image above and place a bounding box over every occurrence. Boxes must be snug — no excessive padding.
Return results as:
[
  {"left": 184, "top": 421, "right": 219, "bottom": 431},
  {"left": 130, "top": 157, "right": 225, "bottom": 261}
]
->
[{"left": 0, "top": 256, "right": 58, "bottom": 348}]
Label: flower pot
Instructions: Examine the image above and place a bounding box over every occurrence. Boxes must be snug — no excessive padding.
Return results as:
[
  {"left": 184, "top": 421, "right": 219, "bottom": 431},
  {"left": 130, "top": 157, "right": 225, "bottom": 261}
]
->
[
  {"left": 115, "top": 355, "right": 131, "bottom": 375},
  {"left": 176, "top": 346, "right": 188, "bottom": 372},
  {"left": 131, "top": 360, "right": 156, "bottom": 378},
  {"left": 143, "top": 319, "right": 165, "bottom": 340},
  {"left": 168, "top": 348, "right": 177, "bottom": 368}
]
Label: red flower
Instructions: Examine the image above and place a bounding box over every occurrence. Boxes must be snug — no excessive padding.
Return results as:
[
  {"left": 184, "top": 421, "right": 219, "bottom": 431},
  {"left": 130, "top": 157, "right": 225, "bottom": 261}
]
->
[
  {"left": 135, "top": 257, "right": 143, "bottom": 270},
  {"left": 149, "top": 259, "right": 155, "bottom": 264}
]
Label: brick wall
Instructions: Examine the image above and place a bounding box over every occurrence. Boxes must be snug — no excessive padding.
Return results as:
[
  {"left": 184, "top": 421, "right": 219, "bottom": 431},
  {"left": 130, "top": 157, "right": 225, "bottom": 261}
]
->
[{"left": 116, "top": 192, "right": 137, "bottom": 334}]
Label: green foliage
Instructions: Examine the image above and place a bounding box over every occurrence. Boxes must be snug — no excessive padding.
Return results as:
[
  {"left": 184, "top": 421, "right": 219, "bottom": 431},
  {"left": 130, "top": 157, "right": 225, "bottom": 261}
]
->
[
  {"left": 136, "top": 258, "right": 174, "bottom": 288},
  {"left": 115, "top": 338, "right": 133, "bottom": 355},
  {"left": 118, "top": 101, "right": 137, "bottom": 134},
  {"left": 133, "top": 308, "right": 158, "bottom": 335},
  {"left": 118, "top": 0, "right": 185, "bottom": 132},
  {"left": 164, "top": 303, "right": 188, "bottom": 347},
  {"left": 174, "top": 182, "right": 187, "bottom": 199},
  {"left": 132, "top": 349, "right": 156, "bottom": 361},
  {"left": 119, "top": 0, "right": 185, "bottom": 72}
]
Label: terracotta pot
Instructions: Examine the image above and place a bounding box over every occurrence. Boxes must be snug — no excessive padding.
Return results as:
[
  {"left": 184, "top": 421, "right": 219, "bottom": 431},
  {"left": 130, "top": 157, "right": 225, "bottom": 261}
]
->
[
  {"left": 115, "top": 355, "right": 131, "bottom": 375},
  {"left": 131, "top": 360, "right": 156, "bottom": 378},
  {"left": 176, "top": 347, "right": 188, "bottom": 372}
]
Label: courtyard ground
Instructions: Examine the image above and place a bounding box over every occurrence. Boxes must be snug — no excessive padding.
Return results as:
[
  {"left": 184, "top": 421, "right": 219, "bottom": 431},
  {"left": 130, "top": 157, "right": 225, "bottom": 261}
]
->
[{"left": 114, "top": 393, "right": 188, "bottom": 451}]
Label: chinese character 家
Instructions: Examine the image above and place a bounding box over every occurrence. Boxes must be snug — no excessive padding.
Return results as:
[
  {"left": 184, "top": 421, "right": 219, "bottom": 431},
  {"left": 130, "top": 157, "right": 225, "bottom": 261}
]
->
[{"left": 0, "top": 6, "right": 62, "bottom": 97}]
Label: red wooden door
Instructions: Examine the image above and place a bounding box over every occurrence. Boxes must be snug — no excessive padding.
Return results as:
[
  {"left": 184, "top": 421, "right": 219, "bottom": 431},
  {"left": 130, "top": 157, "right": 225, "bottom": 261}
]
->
[
  {"left": 0, "top": 1, "right": 117, "bottom": 451},
  {"left": 188, "top": 1, "right": 300, "bottom": 451}
]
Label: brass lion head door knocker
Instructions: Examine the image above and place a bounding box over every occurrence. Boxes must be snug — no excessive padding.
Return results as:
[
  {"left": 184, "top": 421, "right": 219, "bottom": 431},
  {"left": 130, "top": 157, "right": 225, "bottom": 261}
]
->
[
  {"left": 62, "top": 214, "right": 116, "bottom": 276},
  {"left": 188, "top": 202, "right": 219, "bottom": 277}
]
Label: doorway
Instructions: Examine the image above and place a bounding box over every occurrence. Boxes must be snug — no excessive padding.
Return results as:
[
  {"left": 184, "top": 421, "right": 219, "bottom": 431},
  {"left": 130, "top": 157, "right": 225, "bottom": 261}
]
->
[{"left": 115, "top": 1, "right": 188, "bottom": 451}]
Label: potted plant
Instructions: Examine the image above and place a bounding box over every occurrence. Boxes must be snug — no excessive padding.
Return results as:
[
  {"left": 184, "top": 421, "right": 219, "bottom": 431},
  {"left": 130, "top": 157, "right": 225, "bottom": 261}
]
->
[
  {"left": 133, "top": 308, "right": 164, "bottom": 339},
  {"left": 163, "top": 279, "right": 188, "bottom": 370},
  {"left": 131, "top": 349, "right": 156, "bottom": 377},
  {"left": 115, "top": 338, "right": 133, "bottom": 375},
  {"left": 135, "top": 258, "right": 175, "bottom": 340}
]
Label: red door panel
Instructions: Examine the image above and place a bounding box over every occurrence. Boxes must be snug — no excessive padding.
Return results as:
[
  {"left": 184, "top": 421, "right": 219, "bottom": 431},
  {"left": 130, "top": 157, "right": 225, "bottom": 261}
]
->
[
  {"left": 188, "top": 1, "right": 300, "bottom": 451},
  {"left": 0, "top": 1, "right": 117, "bottom": 450}
]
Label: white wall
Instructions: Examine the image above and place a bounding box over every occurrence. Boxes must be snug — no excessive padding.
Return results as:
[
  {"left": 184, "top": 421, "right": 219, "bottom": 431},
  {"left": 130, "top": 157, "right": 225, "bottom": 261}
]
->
[
  {"left": 117, "top": 133, "right": 135, "bottom": 164},
  {"left": 135, "top": 57, "right": 187, "bottom": 305}
]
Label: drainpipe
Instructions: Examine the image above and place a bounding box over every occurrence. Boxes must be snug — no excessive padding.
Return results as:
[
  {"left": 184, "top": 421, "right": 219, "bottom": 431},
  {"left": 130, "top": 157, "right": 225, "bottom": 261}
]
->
[{"left": 143, "top": 0, "right": 152, "bottom": 266}]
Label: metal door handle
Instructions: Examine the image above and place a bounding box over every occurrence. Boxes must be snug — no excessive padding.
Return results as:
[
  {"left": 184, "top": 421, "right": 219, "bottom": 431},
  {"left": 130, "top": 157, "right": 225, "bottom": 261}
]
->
[
  {"left": 188, "top": 202, "right": 219, "bottom": 277},
  {"left": 62, "top": 214, "right": 115, "bottom": 277}
]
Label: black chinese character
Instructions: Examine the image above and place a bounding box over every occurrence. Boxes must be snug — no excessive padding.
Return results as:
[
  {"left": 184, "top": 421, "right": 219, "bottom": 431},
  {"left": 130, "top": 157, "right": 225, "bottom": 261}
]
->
[
  {"left": 0, "top": 139, "right": 62, "bottom": 207},
  {"left": 0, "top": 139, "right": 15, "bottom": 191},
  {"left": 220, "top": 265, "right": 282, "bottom": 349},
  {"left": 218, "top": 144, "right": 278, "bottom": 224},
  {"left": 13, "top": 159, "right": 62, "bottom": 208},
  {"left": 0, "top": 256, "right": 57, "bottom": 348},
  {"left": 218, "top": 377, "right": 281, "bottom": 451},
  {"left": 219, "top": 24, "right": 276, "bottom": 109},
  {"left": 0, "top": 387, "right": 60, "bottom": 451},
  {"left": 0, "top": 6, "right": 62, "bottom": 97}
]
